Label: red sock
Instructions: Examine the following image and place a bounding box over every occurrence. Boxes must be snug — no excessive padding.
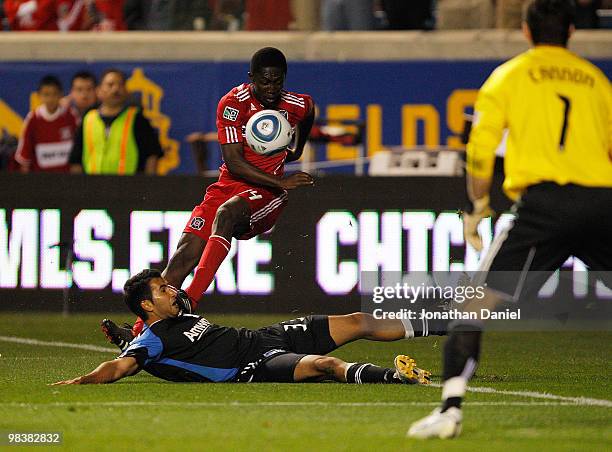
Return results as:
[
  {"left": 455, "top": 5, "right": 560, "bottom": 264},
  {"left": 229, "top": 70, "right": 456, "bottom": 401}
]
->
[
  {"left": 186, "top": 235, "right": 231, "bottom": 307},
  {"left": 132, "top": 317, "right": 145, "bottom": 337}
]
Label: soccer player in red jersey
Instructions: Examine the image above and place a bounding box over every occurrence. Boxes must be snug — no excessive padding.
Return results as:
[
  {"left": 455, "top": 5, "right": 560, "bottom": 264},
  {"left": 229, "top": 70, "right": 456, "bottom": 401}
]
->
[
  {"left": 15, "top": 75, "right": 77, "bottom": 173},
  {"left": 103, "top": 47, "right": 315, "bottom": 346}
]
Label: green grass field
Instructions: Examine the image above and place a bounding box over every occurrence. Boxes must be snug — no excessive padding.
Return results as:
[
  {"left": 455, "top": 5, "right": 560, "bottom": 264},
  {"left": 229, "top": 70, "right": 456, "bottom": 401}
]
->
[{"left": 0, "top": 312, "right": 610, "bottom": 451}]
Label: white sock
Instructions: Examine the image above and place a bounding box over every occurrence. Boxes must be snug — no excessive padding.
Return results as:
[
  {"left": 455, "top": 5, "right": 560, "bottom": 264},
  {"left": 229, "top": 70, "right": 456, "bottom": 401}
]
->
[
  {"left": 442, "top": 376, "right": 467, "bottom": 400},
  {"left": 401, "top": 318, "right": 414, "bottom": 339}
]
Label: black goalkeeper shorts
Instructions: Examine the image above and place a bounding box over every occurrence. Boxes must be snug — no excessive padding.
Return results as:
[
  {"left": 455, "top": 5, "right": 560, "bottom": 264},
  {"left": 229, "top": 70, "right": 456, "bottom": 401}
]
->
[{"left": 483, "top": 183, "right": 612, "bottom": 300}]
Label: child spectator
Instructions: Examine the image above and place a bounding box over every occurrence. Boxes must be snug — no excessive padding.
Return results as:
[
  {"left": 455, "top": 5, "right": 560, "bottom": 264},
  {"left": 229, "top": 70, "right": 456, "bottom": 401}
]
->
[{"left": 15, "top": 75, "right": 77, "bottom": 173}]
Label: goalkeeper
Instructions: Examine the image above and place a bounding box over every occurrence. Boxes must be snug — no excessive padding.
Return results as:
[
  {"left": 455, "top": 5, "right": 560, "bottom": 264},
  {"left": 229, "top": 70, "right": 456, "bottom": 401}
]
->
[{"left": 408, "top": 0, "right": 612, "bottom": 439}]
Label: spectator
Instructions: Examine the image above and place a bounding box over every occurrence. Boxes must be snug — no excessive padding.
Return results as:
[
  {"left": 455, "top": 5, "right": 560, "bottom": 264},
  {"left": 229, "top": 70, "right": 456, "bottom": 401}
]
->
[
  {"left": 4, "top": 0, "right": 85, "bottom": 31},
  {"left": 320, "top": 0, "right": 375, "bottom": 31},
  {"left": 244, "top": 0, "right": 292, "bottom": 30},
  {"left": 381, "top": 0, "right": 434, "bottom": 30},
  {"left": 0, "top": 129, "right": 19, "bottom": 171},
  {"left": 290, "top": 0, "right": 319, "bottom": 31},
  {"left": 124, "top": 0, "right": 210, "bottom": 30},
  {"left": 81, "top": 0, "right": 126, "bottom": 31},
  {"left": 1, "top": 1, "right": 8, "bottom": 30},
  {"left": 62, "top": 70, "right": 97, "bottom": 121},
  {"left": 14, "top": 75, "right": 77, "bottom": 173},
  {"left": 436, "top": 0, "right": 495, "bottom": 29},
  {"left": 496, "top": 0, "right": 529, "bottom": 28},
  {"left": 208, "top": 0, "right": 243, "bottom": 31},
  {"left": 69, "top": 69, "right": 162, "bottom": 175}
]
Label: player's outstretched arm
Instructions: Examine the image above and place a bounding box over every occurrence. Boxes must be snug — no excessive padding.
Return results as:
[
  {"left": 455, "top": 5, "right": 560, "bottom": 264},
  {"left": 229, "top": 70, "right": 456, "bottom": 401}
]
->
[
  {"left": 50, "top": 357, "right": 139, "bottom": 385},
  {"left": 285, "top": 102, "right": 315, "bottom": 163}
]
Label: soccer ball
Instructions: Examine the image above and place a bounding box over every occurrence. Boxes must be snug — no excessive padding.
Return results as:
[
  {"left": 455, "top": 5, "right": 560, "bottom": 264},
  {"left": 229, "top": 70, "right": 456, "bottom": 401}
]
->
[{"left": 245, "top": 109, "right": 293, "bottom": 155}]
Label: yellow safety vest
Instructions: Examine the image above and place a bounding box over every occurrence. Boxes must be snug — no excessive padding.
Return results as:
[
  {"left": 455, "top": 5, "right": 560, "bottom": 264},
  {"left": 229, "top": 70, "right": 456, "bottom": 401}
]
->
[{"left": 82, "top": 107, "right": 139, "bottom": 175}]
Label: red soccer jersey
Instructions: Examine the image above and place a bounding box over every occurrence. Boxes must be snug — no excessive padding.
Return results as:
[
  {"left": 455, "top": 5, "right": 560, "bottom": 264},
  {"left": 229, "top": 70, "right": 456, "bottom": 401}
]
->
[
  {"left": 15, "top": 105, "right": 77, "bottom": 173},
  {"left": 5, "top": 0, "right": 85, "bottom": 31},
  {"left": 216, "top": 83, "right": 313, "bottom": 183}
]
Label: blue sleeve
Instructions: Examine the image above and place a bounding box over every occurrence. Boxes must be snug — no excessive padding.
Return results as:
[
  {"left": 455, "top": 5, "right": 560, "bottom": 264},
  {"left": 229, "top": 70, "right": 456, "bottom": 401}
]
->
[{"left": 118, "top": 328, "right": 163, "bottom": 367}]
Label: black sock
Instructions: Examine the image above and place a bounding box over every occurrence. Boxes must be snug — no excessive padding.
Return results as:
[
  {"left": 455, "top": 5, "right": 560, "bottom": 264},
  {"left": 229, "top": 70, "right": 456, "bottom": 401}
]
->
[
  {"left": 443, "top": 323, "right": 482, "bottom": 381},
  {"left": 441, "top": 397, "right": 463, "bottom": 411},
  {"left": 346, "top": 363, "right": 399, "bottom": 384},
  {"left": 440, "top": 322, "right": 482, "bottom": 411},
  {"left": 412, "top": 317, "right": 449, "bottom": 337}
]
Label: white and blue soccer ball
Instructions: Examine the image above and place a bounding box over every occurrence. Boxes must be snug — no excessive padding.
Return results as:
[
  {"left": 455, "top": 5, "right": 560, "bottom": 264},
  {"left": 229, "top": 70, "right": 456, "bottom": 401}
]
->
[{"left": 245, "top": 109, "right": 293, "bottom": 155}]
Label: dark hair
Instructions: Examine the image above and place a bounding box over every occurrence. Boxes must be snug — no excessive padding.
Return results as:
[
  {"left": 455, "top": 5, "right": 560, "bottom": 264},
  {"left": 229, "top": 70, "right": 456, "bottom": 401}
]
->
[
  {"left": 38, "top": 75, "right": 62, "bottom": 92},
  {"left": 71, "top": 70, "right": 97, "bottom": 87},
  {"left": 123, "top": 269, "right": 162, "bottom": 320},
  {"left": 100, "top": 68, "right": 127, "bottom": 84},
  {"left": 525, "top": 0, "right": 576, "bottom": 46},
  {"left": 250, "top": 47, "right": 287, "bottom": 75}
]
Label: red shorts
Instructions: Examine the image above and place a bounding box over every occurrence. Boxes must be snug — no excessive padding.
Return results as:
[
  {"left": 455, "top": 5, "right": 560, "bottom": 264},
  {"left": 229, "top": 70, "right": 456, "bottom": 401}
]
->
[{"left": 184, "top": 180, "right": 288, "bottom": 241}]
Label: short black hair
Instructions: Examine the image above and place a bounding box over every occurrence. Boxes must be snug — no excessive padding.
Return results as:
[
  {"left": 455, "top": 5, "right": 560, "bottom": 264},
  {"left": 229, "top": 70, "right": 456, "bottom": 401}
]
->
[
  {"left": 100, "top": 68, "right": 127, "bottom": 85},
  {"left": 525, "top": 0, "right": 576, "bottom": 46},
  {"left": 123, "top": 269, "right": 162, "bottom": 320},
  {"left": 250, "top": 47, "right": 287, "bottom": 75},
  {"left": 71, "top": 70, "right": 97, "bottom": 87},
  {"left": 38, "top": 75, "right": 62, "bottom": 92}
]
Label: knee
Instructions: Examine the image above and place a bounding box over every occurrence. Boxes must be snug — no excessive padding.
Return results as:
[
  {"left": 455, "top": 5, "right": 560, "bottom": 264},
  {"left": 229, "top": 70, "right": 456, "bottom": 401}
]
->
[
  {"left": 345, "top": 312, "right": 375, "bottom": 336},
  {"left": 215, "top": 201, "right": 249, "bottom": 227},
  {"left": 214, "top": 205, "right": 235, "bottom": 225}
]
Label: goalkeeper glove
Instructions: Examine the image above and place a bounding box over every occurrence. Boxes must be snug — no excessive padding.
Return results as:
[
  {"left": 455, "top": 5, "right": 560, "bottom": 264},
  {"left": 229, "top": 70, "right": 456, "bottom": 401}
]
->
[
  {"left": 175, "top": 289, "right": 193, "bottom": 314},
  {"left": 462, "top": 195, "right": 494, "bottom": 252}
]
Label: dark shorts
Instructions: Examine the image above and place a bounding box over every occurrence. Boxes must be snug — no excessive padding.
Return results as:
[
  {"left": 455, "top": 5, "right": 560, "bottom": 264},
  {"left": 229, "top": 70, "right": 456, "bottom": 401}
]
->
[
  {"left": 239, "top": 315, "right": 338, "bottom": 383},
  {"left": 483, "top": 183, "right": 612, "bottom": 300}
]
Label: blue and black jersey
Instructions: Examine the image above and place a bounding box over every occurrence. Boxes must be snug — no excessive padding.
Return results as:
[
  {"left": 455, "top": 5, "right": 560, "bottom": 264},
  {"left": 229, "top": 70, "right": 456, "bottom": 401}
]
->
[
  {"left": 119, "top": 314, "right": 261, "bottom": 382},
  {"left": 118, "top": 314, "right": 337, "bottom": 383}
]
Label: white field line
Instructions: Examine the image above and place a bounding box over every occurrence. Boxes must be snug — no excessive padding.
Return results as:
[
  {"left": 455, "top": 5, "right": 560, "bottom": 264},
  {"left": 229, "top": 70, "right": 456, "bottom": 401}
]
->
[
  {"left": 430, "top": 383, "right": 612, "bottom": 407},
  {"left": 0, "top": 335, "right": 117, "bottom": 354},
  {"left": 0, "top": 401, "right": 608, "bottom": 409},
  {"left": 1, "top": 335, "right": 611, "bottom": 408}
]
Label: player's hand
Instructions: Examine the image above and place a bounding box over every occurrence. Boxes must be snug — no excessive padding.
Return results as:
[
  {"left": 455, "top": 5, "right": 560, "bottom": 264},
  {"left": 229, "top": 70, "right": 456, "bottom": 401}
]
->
[
  {"left": 279, "top": 172, "right": 314, "bottom": 190},
  {"left": 462, "top": 195, "right": 494, "bottom": 252}
]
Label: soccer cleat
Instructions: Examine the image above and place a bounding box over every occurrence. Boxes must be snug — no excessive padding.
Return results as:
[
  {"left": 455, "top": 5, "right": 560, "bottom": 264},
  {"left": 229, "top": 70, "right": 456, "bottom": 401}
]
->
[
  {"left": 394, "top": 355, "right": 432, "bottom": 385},
  {"left": 101, "top": 319, "right": 134, "bottom": 352},
  {"left": 175, "top": 289, "right": 193, "bottom": 314},
  {"left": 407, "top": 407, "right": 462, "bottom": 439}
]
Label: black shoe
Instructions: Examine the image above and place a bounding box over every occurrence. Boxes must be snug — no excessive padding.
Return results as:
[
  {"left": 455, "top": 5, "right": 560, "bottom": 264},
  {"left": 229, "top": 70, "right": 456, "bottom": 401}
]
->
[
  {"left": 101, "top": 319, "right": 134, "bottom": 352},
  {"left": 175, "top": 289, "right": 193, "bottom": 314}
]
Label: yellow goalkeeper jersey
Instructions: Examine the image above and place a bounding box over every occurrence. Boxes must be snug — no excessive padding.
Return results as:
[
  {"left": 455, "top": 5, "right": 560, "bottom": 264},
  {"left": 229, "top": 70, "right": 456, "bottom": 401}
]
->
[{"left": 466, "top": 45, "right": 612, "bottom": 200}]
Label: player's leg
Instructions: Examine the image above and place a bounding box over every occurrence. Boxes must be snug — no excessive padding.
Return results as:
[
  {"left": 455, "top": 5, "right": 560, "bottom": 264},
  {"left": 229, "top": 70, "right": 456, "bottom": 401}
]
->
[
  {"left": 186, "top": 187, "right": 287, "bottom": 303},
  {"left": 410, "top": 185, "right": 572, "bottom": 438},
  {"left": 162, "top": 232, "right": 207, "bottom": 290},
  {"left": 293, "top": 354, "right": 415, "bottom": 384},
  {"left": 103, "top": 200, "right": 216, "bottom": 346},
  {"left": 272, "top": 315, "right": 432, "bottom": 385},
  {"left": 325, "top": 314, "right": 437, "bottom": 384},
  {"left": 128, "top": 232, "right": 207, "bottom": 336},
  {"left": 253, "top": 353, "right": 406, "bottom": 384},
  {"left": 185, "top": 195, "right": 250, "bottom": 302},
  {"left": 327, "top": 312, "right": 447, "bottom": 348},
  {"left": 570, "top": 186, "right": 612, "bottom": 289}
]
